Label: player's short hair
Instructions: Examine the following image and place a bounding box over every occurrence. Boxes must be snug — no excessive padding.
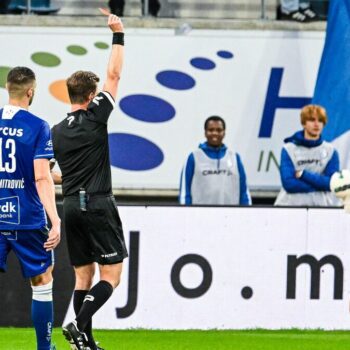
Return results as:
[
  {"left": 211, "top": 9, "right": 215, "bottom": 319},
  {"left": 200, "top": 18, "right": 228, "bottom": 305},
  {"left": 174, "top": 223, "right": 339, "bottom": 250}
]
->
[
  {"left": 7, "top": 66, "right": 36, "bottom": 99},
  {"left": 300, "top": 104, "right": 328, "bottom": 125},
  {"left": 204, "top": 116, "right": 226, "bottom": 130},
  {"left": 66, "top": 71, "right": 100, "bottom": 104}
]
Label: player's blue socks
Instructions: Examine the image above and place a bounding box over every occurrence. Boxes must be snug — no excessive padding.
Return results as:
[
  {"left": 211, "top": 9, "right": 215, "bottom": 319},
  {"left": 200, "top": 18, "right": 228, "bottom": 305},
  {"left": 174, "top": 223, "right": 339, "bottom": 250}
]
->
[{"left": 31, "top": 280, "right": 54, "bottom": 350}]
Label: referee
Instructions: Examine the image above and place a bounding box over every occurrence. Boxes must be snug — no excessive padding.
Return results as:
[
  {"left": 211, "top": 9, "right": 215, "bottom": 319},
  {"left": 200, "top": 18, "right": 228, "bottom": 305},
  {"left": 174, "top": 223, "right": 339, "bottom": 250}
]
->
[{"left": 51, "top": 10, "right": 128, "bottom": 350}]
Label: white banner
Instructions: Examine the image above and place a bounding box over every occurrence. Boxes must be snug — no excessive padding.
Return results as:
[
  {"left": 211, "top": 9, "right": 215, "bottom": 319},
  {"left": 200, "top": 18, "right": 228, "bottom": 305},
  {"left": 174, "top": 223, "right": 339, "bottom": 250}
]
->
[
  {"left": 64, "top": 206, "right": 350, "bottom": 329},
  {"left": 0, "top": 27, "right": 326, "bottom": 190}
]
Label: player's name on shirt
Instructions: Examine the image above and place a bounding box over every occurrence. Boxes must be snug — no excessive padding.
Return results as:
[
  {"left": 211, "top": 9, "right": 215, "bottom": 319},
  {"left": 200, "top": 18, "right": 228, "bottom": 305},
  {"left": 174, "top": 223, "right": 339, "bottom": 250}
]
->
[{"left": 0, "top": 178, "right": 25, "bottom": 189}]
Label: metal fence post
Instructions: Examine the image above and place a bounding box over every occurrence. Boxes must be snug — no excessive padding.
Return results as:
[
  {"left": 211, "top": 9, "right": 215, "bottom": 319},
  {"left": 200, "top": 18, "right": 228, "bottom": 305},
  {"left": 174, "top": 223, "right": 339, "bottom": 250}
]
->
[
  {"left": 144, "top": 0, "right": 149, "bottom": 16},
  {"left": 261, "top": 0, "right": 266, "bottom": 19},
  {"left": 27, "top": 0, "right": 31, "bottom": 14}
]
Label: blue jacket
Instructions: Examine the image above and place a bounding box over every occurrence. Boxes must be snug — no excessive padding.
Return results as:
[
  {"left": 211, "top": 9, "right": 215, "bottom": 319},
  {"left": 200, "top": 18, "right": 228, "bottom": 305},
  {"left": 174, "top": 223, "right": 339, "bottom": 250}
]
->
[
  {"left": 179, "top": 142, "right": 251, "bottom": 205},
  {"left": 279, "top": 130, "right": 339, "bottom": 193}
]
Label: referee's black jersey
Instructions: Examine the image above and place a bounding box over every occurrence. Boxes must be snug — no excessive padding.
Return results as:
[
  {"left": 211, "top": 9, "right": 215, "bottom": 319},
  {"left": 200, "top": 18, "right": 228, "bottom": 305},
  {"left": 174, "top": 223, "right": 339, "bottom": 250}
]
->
[{"left": 51, "top": 91, "right": 115, "bottom": 196}]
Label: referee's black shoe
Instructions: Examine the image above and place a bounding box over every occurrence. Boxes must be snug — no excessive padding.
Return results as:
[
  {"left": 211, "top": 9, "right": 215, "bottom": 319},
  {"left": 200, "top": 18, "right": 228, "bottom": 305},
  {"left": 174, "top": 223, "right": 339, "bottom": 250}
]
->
[
  {"left": 94, "top": 342, "right": 104, "bottom": 350},
  {"left": 62, "top": 321, "right": 91, "bottom": 350},
  {"left": 88, "top": 341, "right": 104, "bottom": 350}
]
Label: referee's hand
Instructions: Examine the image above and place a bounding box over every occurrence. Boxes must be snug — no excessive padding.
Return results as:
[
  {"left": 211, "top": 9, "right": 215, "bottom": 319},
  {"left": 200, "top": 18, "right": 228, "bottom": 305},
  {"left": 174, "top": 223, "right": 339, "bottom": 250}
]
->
[
  {"left": 44, "top": 224, "right": 61, "bottom": 251},
  {"left": 99, "top": 8, "right": 124, "bottom": 33}
]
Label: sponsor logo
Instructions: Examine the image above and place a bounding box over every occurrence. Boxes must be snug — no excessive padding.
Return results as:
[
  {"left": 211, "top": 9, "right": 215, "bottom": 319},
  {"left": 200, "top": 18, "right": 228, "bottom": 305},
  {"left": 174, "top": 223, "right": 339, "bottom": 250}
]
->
[
  {"left": 0, "top": 231, "right": 17, "bottom": 240},
  {"left": 0, "top": 127, "right": 23, "bottom": 137},
  {"left": 202, "top": 169, "right": 233, "bottom": 176},
  {"left": 1, "top": 202, "right": 16, "bottom": 212},
  {"left": 101, "top": 252, "right": 118, "bottom": 258},
  {"left": 0, "top": 196, "right": 19, "bottom": 224},
  {"left": 46, "top": 322, "right": 52, "bottom": 342},
  {"left": 296, "top": 159, "right": 321, "bottom": 166},
  {"left": 45, "top": 139, "right": 53, "bottom": 151},
  {"left": 84, "top": 295, "right": 95, "bottom": 302},
  {"left": 92, "top": 96, "right": 103, "bottom": 106},
  {"left": 0, "top": 178, "right": 25, "bottom": 189},
  {"left": 67, "top": 116, "right": 75, "bottom": 126},
  {"left": 117, "top": 232, "right": 345, "bottom": 322}
]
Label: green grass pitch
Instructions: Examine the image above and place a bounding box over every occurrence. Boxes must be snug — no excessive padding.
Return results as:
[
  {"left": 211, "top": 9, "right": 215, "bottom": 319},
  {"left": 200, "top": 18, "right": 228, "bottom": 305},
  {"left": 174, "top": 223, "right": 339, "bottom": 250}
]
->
[{"left": 0, "top": 328, "right": 349, "bottom": 349}]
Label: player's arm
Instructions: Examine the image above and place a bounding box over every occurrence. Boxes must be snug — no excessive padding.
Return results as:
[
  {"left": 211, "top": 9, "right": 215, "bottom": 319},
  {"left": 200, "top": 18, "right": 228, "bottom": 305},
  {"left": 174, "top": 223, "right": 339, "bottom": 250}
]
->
[
  {"left": 34, "top": 158, "right": 61, "bottom": 251},
  {"left": 279, "top": 148, "right": 316, "bottom": 193},
  {"left": 101, "top": 9, "right": 124, "bottom": 100},
  {"left": 179, "top": 153, "right": 195, "bottom": 205},
  {"left": 236, "top": 153, "right": 251, "bottom": 205},
  {"left": 300, "top": 149, "right": 340, "bottom": 191}
]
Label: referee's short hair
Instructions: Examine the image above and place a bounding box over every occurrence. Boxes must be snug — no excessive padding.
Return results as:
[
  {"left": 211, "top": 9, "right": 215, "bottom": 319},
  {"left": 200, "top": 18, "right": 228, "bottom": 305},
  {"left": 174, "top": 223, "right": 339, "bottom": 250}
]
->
[
  {"left": 67, "top": 71, "right": 100, "bottom": 104},
  {"left": 7, "top": 66, "right": 36, "bottom": 99},
  {"left": 204, "top": 115, "right": 226, "bottom": 130}
]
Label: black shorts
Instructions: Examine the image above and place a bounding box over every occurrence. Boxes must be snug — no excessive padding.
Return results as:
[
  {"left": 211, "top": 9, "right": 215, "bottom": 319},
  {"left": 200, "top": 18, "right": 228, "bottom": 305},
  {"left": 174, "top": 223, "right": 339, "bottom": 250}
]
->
[{"left": 63, "top": 194, "right": 128, "bottom": 266}]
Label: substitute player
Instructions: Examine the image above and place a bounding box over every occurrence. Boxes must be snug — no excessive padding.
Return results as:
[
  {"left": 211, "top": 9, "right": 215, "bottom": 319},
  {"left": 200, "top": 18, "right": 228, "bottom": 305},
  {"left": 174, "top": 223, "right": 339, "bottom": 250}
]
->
[
  {"left": 0, "top": 67, "right": 61, "bottom": 350},
  {"left": 52, "top": 10, "right": 128, "bottom": 350}
]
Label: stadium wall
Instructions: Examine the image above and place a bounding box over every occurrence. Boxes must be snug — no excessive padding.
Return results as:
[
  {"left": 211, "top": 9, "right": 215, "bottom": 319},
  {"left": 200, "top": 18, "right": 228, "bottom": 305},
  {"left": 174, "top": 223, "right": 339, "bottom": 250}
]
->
[
  {"left": 1, "top": 205, "right": 349, "bottom": 329},
  {"left": 66, "top": 206, "right": 350, "bottom": 330}
]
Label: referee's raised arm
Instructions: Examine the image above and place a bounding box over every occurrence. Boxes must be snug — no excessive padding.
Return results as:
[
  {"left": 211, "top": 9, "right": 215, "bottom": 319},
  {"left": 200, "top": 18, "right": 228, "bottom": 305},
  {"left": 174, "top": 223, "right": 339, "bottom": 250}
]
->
[{"left": 100, "top": 8, "right": 124, "bottom": 100}]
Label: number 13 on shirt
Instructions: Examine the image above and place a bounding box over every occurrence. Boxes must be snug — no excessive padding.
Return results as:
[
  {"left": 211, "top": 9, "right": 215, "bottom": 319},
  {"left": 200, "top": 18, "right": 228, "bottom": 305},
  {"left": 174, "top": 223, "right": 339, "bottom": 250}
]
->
[{"left": 0, "top": 137, "right": 16, "bottom": 173}]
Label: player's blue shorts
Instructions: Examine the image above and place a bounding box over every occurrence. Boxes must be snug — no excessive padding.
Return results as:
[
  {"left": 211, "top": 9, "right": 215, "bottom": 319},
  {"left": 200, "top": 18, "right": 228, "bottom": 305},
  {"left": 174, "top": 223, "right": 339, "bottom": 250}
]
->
[{"left": 0, "top": 227, "right": 54, "bottom": 278}]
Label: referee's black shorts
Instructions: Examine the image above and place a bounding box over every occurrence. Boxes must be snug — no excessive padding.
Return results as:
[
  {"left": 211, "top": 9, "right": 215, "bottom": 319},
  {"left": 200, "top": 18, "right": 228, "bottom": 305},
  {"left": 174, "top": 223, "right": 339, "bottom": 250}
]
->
[{"left": 63, "top": 194, "right": 128, "bottom": 266}]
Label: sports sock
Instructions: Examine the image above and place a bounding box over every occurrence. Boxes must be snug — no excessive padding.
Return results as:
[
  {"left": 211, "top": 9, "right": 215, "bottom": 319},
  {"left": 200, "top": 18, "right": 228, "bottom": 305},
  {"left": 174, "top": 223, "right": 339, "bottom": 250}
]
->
[
  {"left": 31, "top": 281, "right": 53, "bottom": 350},
  {"left": 74, "top": 290, "right": 95, "bottom": 347},
  {"left": 76, "top": 280, "right": 114, "bottom": 332}
]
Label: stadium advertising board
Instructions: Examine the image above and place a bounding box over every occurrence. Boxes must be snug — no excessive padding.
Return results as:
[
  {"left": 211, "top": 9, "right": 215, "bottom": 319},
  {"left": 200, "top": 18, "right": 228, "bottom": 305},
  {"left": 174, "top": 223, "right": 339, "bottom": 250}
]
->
[
  {"left": 64, "top": 207, "right": 350, "bottom": 329},
  {"left": 0, "top": 27, "right": 327, "bottom": 191}
]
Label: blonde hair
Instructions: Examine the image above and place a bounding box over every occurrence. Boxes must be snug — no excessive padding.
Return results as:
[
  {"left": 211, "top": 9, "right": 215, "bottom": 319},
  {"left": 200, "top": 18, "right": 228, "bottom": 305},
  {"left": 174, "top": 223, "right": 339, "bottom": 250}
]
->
[{"left": 300, "top": 104, "right": 327, "bottom": 125}]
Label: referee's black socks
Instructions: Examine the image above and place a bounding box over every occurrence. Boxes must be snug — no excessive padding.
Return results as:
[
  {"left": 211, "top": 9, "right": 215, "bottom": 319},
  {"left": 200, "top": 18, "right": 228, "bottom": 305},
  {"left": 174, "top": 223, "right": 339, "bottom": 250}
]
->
[
  {"left": 76, "top": 280, "right": 114, "bottom": 332},
  {"left": 73, "top": 290, "right": 94, "bottom": 345}
]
